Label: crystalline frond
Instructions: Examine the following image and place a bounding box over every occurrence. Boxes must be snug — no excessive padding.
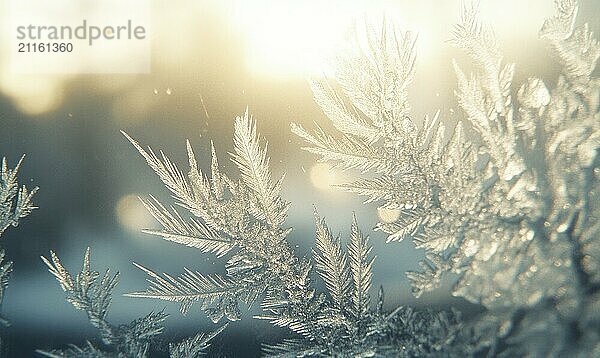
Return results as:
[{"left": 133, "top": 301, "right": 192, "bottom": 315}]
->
[
  {"left": 0, "top": 155, "right": 37, "bottom": 236},
  {"left": 36, "top": 341, "right": 108, "bottom": 358},
  {"left": 297, "top": 6, "right": 598, "bottom": 354},
  {"left": 436, "top": 0, "right": 600, "bottom": 320},
  {"left": 335, "top": 18, "right": 418, "bottom": 141},
  {"left": 263, "top": 338, "right": 323, "bottom": 358},
  {"left": 293, "top": 14, "right": 490, "bottom": 255},
  {"left": 291, "top": 122, "right": 402, "bottom": 174},
  {"left": 295, "top": 15, "right": 493, "bottom": 300},
  {"left": 169, "top": 324, "right": 227, "bottom": 358},
  {"left": 124, "top": 133, "right": 240, "bottom": 247},
  {"left": 308, "top": 78, "right": 381, "bottom": 144},
  {"left": 313, "top": 211, "right": 375, "bottom": 322},
  {"left": 231, "top": 109, "right": 289, "bottom": 228},
  {"left": 41, "top": 248, "right": 151, "bottom": 355},
  {"left": 292, "top": 19, "right": 425, "bottom": 183},
  {"left": 430, "top": 1, "right": 599, "bottom": 354},
  {"left": 262, "top": 213, "right": 472, "bottom": 356},
  {"left": 451, "top": 3, "right": 522, "bottom": 181},
  {"left": 126, "top": 263, "right": 244, "bottom": 322},
  {"left": 406, "top": 253, "right": 449, "bottom": 298},
  {"left": 140, "top": 196, "right": 235, "bottom": 257},
  {"left": 124, "top": 104, "right": 473, "bottom": 354},
  {"left": 126, "top": 110, "right": 311, "bottom": 329},
  {"left": 0, "top": 249, "right": 12, "bottom": 326},
  {"left": 0, "top": 155, "right": 37, "bottom": 325},
  {"left": 42, "top": 247, "right": 117, "bottom": 343},
  {"left": 40, "top": 248, "right": 223, "bottom": 357},
  {"left": 114, "top": 310, "right": 169, "bottom": 356},
  {"left": 122, "top": 131, "right": 196, "bottom": 211},
  {"left": 301, "top": 24, "right": 420, "bottom": 152},
  {"left": 313, "top": 210, "right": 351, "bottom": 308},
  {"left": 540, "top": 0, "right": 600, "bottom": 79},
  {"left": 450, "top": 1, "right": 512, "bottom": 117},
  {"left": 348, "top": 213, "right": 374, "bottom": 320}
]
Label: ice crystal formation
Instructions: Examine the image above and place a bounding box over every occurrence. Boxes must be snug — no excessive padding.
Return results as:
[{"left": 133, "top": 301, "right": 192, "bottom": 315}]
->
[
  {"left": 123, "top": 110, "right": 471, "bottom": 356},
  {"left": 39, "top": 248, "right": 225, "bottom": 357},
  {"left": 0, "top": 156, "right": 37, "bottom": 325},
  {"left": 294, "top": 0, "right": 600, "bottom": 355},
  {"left": 262, "top": 213, "right": 472, "bottom": 357}
]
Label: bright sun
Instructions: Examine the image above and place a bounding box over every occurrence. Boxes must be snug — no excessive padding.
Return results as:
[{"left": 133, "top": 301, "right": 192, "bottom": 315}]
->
[
  {"left": 230, "top": 0, "right": 434, "bottom": 77},
  {"left": 228, "top": 0, "right": 552, "bottom": 77}
]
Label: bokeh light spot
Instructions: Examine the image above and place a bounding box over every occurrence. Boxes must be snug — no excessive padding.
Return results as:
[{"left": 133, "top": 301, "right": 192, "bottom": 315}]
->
[{"left": 115, "top": 194, "right": 154, "bottom": 233}]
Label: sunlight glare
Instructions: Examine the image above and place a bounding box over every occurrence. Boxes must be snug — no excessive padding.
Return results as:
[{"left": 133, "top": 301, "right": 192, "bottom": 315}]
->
[{"left": 230, "top": 0, "right": 433, "bottom": 77}]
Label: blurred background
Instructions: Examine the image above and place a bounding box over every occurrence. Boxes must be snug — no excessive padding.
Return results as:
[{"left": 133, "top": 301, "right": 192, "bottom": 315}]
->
[{"left": 0, "top": 0, "right": 599, "bottom": 356}]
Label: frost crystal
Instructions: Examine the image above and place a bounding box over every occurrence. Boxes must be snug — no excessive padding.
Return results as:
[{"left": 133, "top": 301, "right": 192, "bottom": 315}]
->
[
  {"left": 295, "top": 1, "right": 600, "bottom": 355},
  {"left": 0, "top": 156, "right": 37, "bottom": 237},
  {"left": 39, "top": 248, "right": 224, "bottom": 357},
  {"left": 123, "top": 110, "right": 471, "bottom": 356},
  {"left": 262, "top": 213, "right": 473, "bottom": 357},
  {"left": 0, "top": 155, "right": 37, "bottom": 325}
]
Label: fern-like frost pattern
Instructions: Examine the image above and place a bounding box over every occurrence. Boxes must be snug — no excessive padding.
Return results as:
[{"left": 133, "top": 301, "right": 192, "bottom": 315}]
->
[
  {"left": 0, "top": 156, "right": 37, "bottom": 326},
  {"left": 295, "top": 1, "right": 600, "bottom": 355},
  {"left": 39, "top": 248, "right": 224, "bottom": 357},
  {"left": 124, "top": 109, "right": 471, "bottom": 356}
]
